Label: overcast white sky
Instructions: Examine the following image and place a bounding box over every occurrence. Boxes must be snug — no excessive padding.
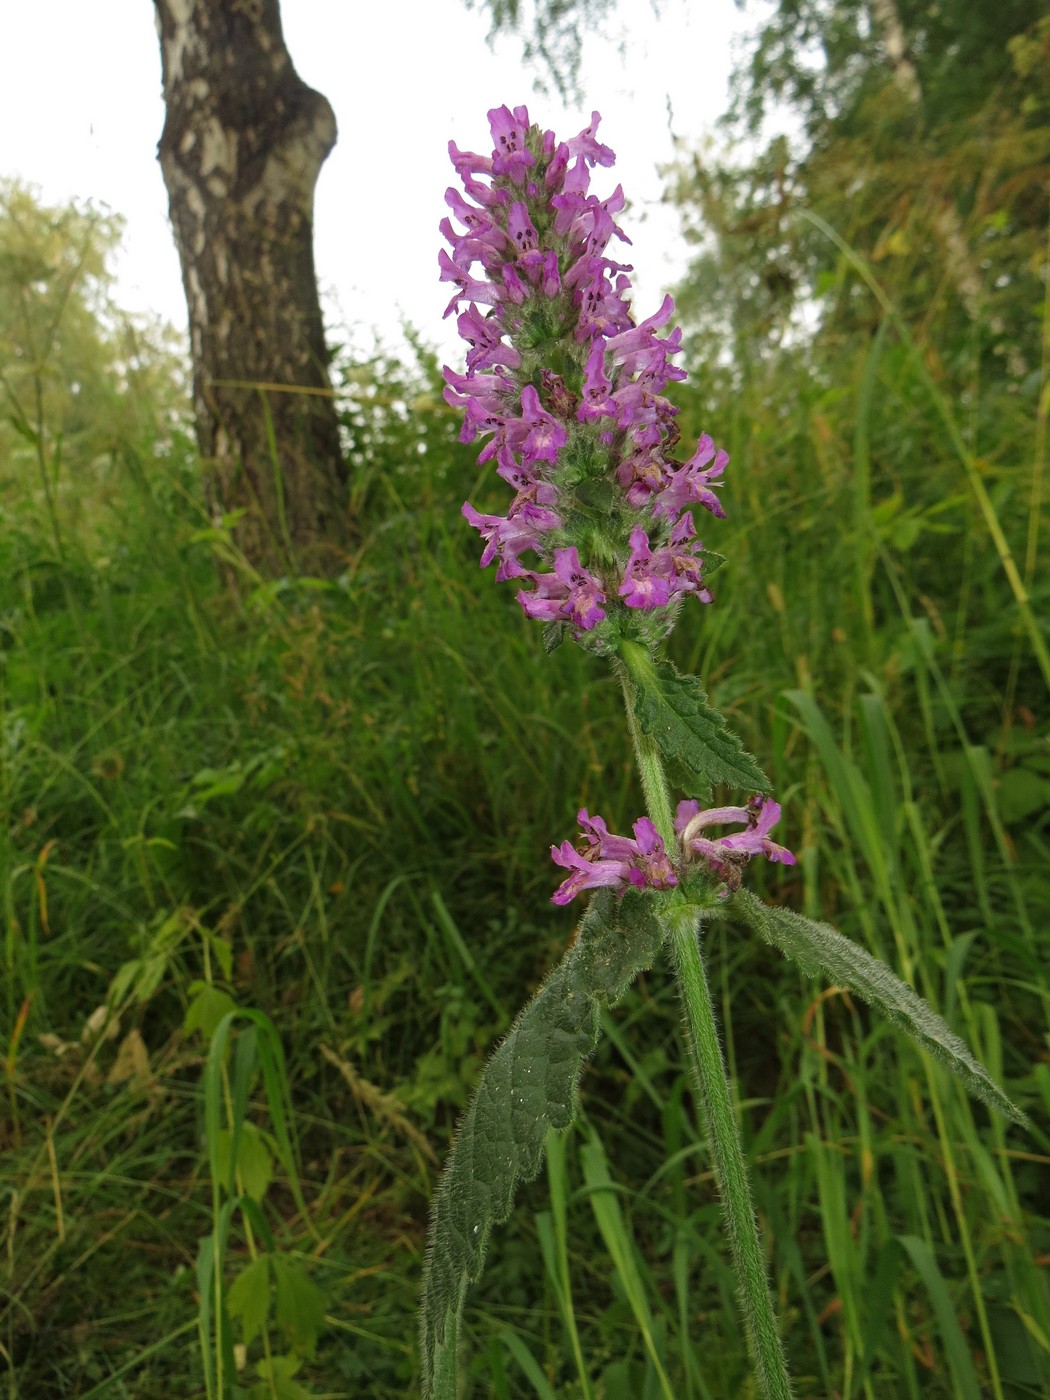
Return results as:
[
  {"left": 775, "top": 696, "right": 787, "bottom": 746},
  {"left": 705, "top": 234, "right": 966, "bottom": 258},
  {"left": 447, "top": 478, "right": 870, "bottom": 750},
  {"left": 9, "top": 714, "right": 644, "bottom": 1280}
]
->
[{"left": 1, "top": 0, "right": 749, "bottom": 361}]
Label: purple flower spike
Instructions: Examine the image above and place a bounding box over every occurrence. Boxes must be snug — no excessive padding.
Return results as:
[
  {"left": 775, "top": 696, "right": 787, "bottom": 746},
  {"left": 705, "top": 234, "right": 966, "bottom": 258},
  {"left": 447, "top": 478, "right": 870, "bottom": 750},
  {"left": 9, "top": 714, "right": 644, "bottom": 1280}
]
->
[
  {"left": 442, "top": 107, "right": 735, "bottom": 639},
  {"left": 551, "top": 809, "right": 677, "bottom": 904}
]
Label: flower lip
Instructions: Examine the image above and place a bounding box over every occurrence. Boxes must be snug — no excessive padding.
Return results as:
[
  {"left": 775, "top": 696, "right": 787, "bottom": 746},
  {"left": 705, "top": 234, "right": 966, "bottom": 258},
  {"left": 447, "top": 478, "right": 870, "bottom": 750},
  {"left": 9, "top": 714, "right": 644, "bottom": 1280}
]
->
[{"left": 675, "top": 796, "right": 797, "bottom": 870}]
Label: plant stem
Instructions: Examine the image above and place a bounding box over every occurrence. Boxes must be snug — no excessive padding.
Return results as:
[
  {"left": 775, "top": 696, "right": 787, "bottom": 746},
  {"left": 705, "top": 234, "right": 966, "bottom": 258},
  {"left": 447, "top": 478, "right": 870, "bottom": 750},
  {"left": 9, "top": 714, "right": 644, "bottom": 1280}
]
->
[
  {"left": 617, "top": 652, "right": 794, "bottom": 1400},
  {"left": 667, "top": 908, "right": 794, "bottom": 1400},
  {"left": 614, "top": 646, "right": 675, "bottom": 844}
]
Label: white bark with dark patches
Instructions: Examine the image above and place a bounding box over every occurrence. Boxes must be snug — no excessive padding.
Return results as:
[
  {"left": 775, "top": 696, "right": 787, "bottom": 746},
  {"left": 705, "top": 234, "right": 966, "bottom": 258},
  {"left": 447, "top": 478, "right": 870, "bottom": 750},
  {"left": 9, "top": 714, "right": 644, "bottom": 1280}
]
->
[{"left": 154, "top": 0, "right": 350, "bottom": 577}]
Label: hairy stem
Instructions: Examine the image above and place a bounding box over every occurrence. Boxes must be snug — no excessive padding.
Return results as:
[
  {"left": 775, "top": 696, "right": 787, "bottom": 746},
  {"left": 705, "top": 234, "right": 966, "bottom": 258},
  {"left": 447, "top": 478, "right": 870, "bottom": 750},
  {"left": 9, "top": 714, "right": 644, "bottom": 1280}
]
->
[
  {"left": 618, "top": 653, "right": 794, "bottom": 1399},
  {"left": 666, "top": 907, "right": 794, "bottom": 1400},
  {"left": 615, "top": 643, "right": 675, "bottom": 843}
]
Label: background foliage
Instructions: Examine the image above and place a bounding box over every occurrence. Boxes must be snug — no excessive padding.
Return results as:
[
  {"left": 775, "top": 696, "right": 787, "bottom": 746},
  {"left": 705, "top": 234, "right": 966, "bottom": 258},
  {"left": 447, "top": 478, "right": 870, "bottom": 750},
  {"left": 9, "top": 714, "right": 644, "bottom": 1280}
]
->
[{"left": 1, "top": 4, "right": 1048, "bottom": 1396}]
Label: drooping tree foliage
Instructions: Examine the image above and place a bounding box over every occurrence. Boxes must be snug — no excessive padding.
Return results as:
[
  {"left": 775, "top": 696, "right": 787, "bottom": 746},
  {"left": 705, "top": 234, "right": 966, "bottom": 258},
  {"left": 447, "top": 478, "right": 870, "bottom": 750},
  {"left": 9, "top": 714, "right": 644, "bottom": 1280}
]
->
[
  {"left": 660, "top": 1, "right": 1049, "bottom": 820},
  {"left": 0, "top": 181, "right": 188, "bottom": 555},
  {"left": 669, "top": 1, "right": 1048, "bottom": 378},
  {"left": 469, "top": 0, "right": 633, "bottom": 97}
]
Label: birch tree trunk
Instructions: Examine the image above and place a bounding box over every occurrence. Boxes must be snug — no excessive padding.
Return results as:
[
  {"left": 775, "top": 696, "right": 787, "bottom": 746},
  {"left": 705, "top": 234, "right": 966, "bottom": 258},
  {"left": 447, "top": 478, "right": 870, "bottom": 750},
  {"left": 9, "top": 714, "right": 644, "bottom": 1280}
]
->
[{"left": 154, "top": 0, "right": 350, "bottom": 578}]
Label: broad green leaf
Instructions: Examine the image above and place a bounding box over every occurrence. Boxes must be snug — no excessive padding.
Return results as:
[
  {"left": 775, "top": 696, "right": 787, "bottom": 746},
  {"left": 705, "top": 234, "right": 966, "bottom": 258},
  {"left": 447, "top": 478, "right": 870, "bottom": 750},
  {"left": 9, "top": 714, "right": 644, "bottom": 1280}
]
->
[
  {"left": 271, "top": 1256, "right": 326, "bottom": 1358},
  {"left": 631, "top": 658, "right": 769, "bottom": 797},
  {"left": 255, "top": 1354, "right": 301, "bottom": 1378},
  {"left": 250, "top": 1353, "right": 312, "bottom": 1400},
  {"left": 238, "top": 1124, "right": 276, "bottom": 1203},
  {"left": 227, "top": 1255, "right": 272, "bottom": 1349},
  {"left": 184, "top": 983, "right": 238, "bottom": 1040},
  {"left": 213, "top": 1123, "right": 275, "bottom": 1202},
  {"left": 997, "top": 765, "right": 1050, "bottom": 823},
  {"left": 419, "top": 888, "right": 664, "bottom": 1399},
  {"left": 726, "top": 891, "right": 1027, "bottom": 1126},
  {"left": 131, "top": 953, "right": 168, "bottom": 1003}
]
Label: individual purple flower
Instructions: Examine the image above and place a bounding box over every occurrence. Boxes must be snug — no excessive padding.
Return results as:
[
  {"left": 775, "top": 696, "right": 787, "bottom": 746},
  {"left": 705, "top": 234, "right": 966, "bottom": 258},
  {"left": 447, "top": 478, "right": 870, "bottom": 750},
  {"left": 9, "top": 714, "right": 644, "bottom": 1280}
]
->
[
  {"left": 674, "top": 795, "right": 796, "bottom": 891},
  {"left": 495, "top": 456, "right": 560, "bottom": 511},
  {"left": 508, "top": 202, "right": 540, "bottom": 256},
  {"left": 622, "top": 817, "right": 679, "bottom": 892},
  {"left": 578, "top": 341, "right": 616, "bottom": 422},
  {"left": 619, "top": 518, "right": 713, "bottom": 610},
  {"left": 439, "top": 249, "right": 500, "bottom": 319},
  {"left": 515, "top": 385, "right": 568, "bottom": 465},
  {"left": 517, "top": 248, "right": 562, "bottom": 297},
  {"left": 550, "top": 840, "right": 631, "bottom": 906},
  {"left": 488, "top": 104, "right": 535, "bottom": 182},
  {"left": 444, "top": 185, "right": 497, "bottom": 234},
  {"left": 439, "top": 221, "right": 509, "bottom": 279},
  {"left": 663, "top": 513, "right": 714, "bottom": 603},
  {"left": 603, "top": 296, "right": 679, "bottom": 373},
  {"left": 518, "top": 547, "right": 606, "bottom": 632},
  {"left": 651, "top": 434, "right": 729, "bottom": 522},
  {"left": 619, "top": 528, "right": 673, "bottom": 609},
  {"left": 448, "top": 141, "right": 493, "bottom": 181},
  {"left": 461, "top": 500, "right": 562, "bottom": 580},
  {"left": 615, "top": 446, "right": 668, "bottom": 509},
  {"left": 571, "top": 262, "right": 634, "bottom": 340},
  {"left": 551, "top": 808, "right": 678, "bottom": 904},
  {"left": 442, "top": 368, "right": 514, "bottom": 452},
  {"left": 563, "top": 111, "right": 616, "bottom": 167},
  {"left": 456, "top": 304, "right": 521, "bottom": 374}
]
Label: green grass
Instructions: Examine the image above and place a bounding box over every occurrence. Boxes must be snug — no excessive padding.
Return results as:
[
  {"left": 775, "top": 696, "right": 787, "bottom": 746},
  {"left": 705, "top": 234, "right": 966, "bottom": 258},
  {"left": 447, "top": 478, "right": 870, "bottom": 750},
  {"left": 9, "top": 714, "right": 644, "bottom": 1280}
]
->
[{"left": 1, "top": 284, "right": 1047, "bottom": 1399}]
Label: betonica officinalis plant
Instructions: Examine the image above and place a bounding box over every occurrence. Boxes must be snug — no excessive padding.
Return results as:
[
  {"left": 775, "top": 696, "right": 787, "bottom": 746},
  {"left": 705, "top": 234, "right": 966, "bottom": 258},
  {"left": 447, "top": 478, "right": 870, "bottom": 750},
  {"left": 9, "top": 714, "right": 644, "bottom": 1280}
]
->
[{"left": 419, "top": 105, "right": 1028, "bottom": 1400}]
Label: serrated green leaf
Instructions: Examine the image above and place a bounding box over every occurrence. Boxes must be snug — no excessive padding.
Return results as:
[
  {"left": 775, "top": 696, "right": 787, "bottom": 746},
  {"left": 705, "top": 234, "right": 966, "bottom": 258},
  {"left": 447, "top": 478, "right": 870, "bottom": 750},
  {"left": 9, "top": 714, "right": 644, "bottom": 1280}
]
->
[
  {"left": 271, "top": 1256, "right": 326, "bottom": 1358},
  {"left": 227, "top": 1255, "right": 272, "bottom": 1349},
  {"left": 631, "top": 656, "right": 769, "bottom": 797},
  {"left": 419, "top": 888, "right": 665, "bottom": 1400},
  {"left": 726, "top": 890, "right": 1027, "bottom": 1126}
]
